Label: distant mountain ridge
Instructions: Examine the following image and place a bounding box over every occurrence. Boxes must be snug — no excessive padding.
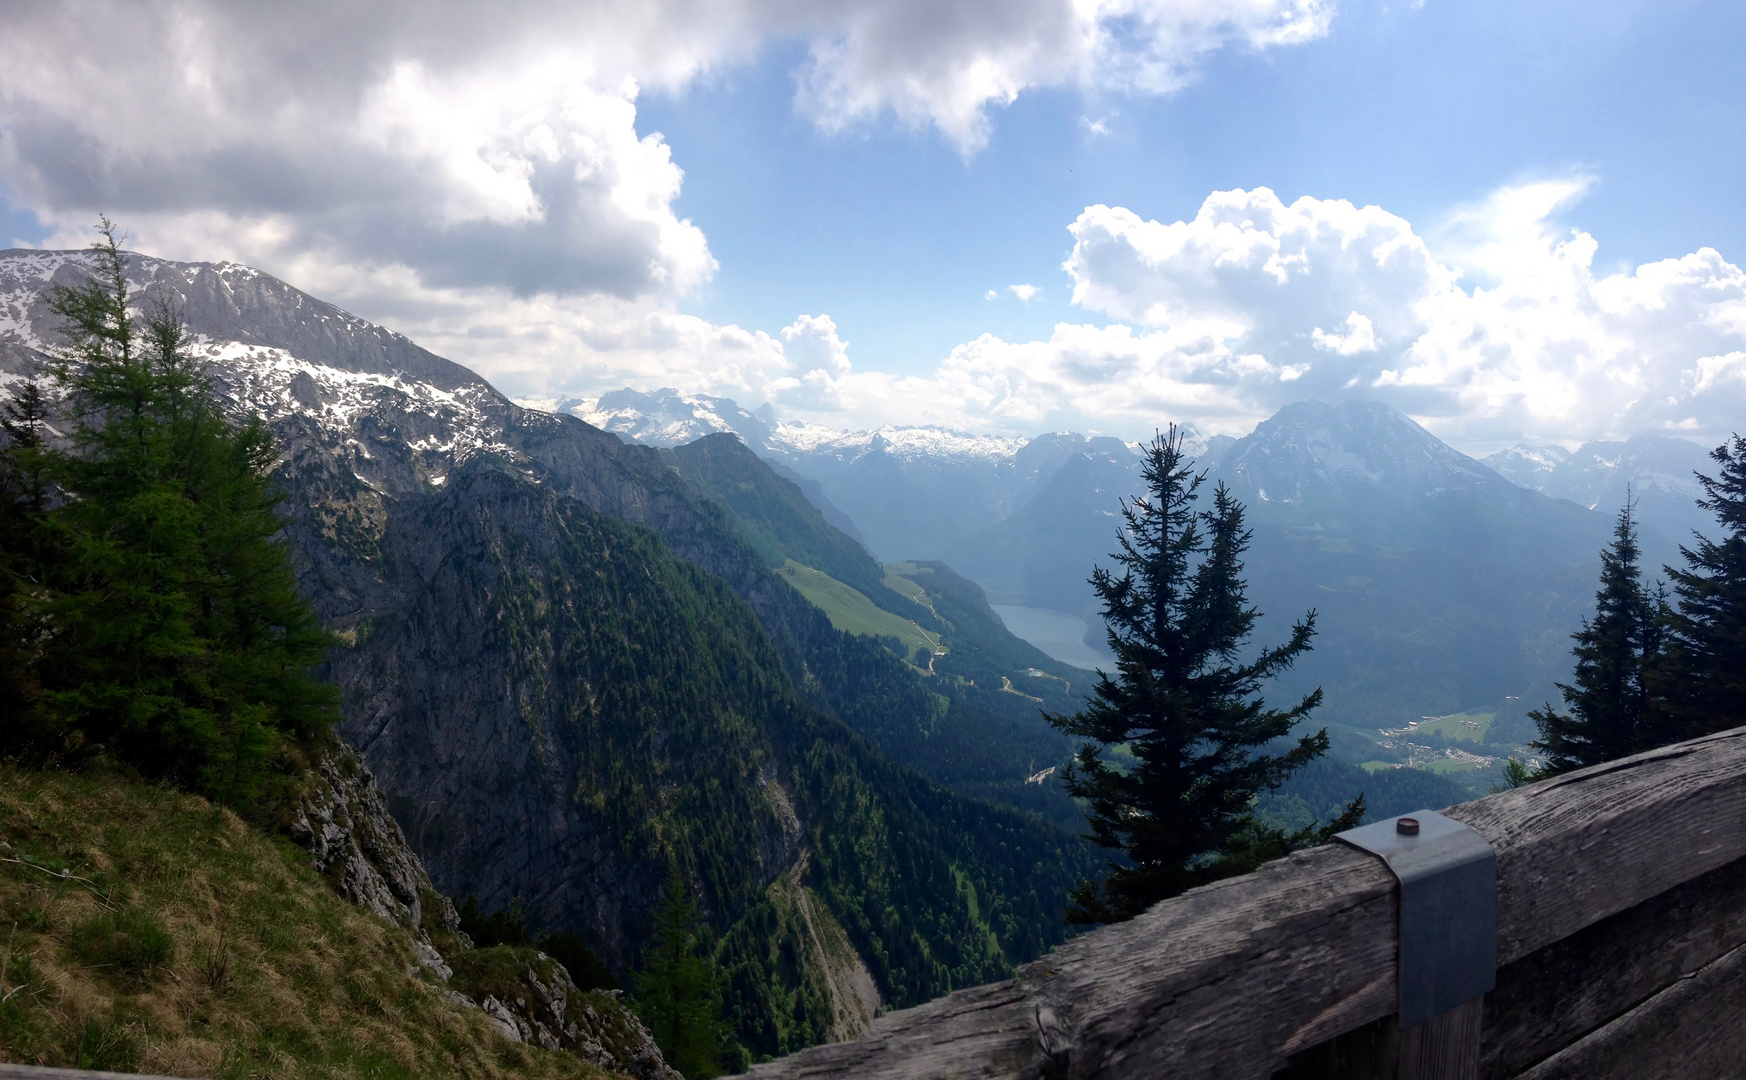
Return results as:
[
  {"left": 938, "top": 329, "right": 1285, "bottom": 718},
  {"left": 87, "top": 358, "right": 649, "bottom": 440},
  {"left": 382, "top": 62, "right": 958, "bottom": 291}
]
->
[
  {"left": 1485, "top": 434, "right": 1716, "bottom": 548},
  {"left": 536, "top": 386, "right": 1216, "bottom": 561},
  {"left": 557, "top": 388, "right": 1724, "bottom": 758},
  {"left": 1, "top": 248, "right": 1098, "bottom": 1059}
]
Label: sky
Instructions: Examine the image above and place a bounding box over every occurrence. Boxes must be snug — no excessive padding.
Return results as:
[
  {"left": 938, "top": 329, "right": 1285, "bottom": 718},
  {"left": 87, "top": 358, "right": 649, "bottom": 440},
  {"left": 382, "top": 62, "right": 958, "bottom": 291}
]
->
[{"left": 2, "top": 0, "right": 1744, "bottom": 451}]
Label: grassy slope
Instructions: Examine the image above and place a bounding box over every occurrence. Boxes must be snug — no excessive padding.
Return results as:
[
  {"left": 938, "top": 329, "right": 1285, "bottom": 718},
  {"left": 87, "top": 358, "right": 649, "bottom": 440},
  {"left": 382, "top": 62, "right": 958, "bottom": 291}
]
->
[
  {"left": 1402, "top": 710, "right": 1496, "bottom": 743},
  {"left": 0, "top": 766, "right": 614, "bottom": 1079},
  {"left": 774, "top": 562, "right": 940, "bottom": 657}
]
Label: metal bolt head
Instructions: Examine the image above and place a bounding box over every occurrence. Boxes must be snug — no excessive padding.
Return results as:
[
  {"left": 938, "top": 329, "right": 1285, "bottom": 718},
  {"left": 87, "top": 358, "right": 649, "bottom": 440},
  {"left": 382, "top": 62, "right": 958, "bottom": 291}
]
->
[{"left": 1396, "top": 816, "right": 1420, "bottom": 836}]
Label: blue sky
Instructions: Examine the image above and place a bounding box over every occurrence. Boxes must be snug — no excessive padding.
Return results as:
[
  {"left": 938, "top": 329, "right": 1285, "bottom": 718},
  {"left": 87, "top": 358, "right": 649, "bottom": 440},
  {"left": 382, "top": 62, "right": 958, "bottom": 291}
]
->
[
  {"left": 645, "top": 0, "right": 1746, "bottom": 377},
  {"left": 4, "top": 0, "right": 1746, "bottom": 448}
]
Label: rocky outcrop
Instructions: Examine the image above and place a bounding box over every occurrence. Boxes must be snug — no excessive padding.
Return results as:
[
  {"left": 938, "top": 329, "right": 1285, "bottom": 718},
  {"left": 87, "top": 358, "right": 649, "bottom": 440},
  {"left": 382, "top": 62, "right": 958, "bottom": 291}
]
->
[
  {"left": 289, "top": 748, "right": 456, "bottom": 933},
  {"left": 291, "top": 747, "right": 678, "bottom": 1080},
  {"left": 447, "top": 952, "right": 679, "bottom": 1080}
]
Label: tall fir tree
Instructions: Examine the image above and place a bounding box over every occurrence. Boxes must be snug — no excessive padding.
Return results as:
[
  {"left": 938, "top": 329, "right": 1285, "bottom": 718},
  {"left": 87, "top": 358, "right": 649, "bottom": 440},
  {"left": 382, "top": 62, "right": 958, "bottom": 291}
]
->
[
  {"left": 1530, "top": 495, "right": 1663, "bottom": 772},
  {"left": 633, "top": 870, "right": 734, "bottom": 1078},
  {"left": 0, "top": 378, "right": 55, "bottom": 725},
  {"left": 2, "top": 219, "right": 336, "bottom": 808},
  {"left": 1048, "top": 427, "right": 1353, "bottom": 925},
  {"left": 1656, "top": 434, "right": 1746, "bottom": 742}
]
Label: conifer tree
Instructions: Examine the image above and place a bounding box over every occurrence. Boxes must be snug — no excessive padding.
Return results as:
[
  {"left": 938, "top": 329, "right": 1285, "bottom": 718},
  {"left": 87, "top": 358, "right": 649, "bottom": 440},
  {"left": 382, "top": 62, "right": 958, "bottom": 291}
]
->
[
  {"left": 3, "top": 219, "right": 336, "bottom": 807},
  {"left": 633, "top": 870, "right": 734, "bottom": 1078},
  {"left": 1656, "top": 434, "right": 1746, "bottom": 742},
  {"left": 1530, "top": 495, "right": 1662, "bottom": 773},
  {"left": 0, "top": 379, "right": 54, "bottom": 723},
  {"left": 1048, "top": 427, "right": 1348, "bottom": 924},
  {"left": 0, "top": 378, "right": 54, "bottom": 512}
]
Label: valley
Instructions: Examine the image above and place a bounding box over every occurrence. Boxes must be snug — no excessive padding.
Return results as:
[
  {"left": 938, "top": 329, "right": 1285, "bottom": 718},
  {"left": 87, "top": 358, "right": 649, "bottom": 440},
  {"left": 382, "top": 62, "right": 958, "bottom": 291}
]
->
[
  {"left": 0, "top": 243, "right": 1726, "bottom": 1071},
  {"left": 572, "top": 388, "right": 1718, "bottom": 806}
]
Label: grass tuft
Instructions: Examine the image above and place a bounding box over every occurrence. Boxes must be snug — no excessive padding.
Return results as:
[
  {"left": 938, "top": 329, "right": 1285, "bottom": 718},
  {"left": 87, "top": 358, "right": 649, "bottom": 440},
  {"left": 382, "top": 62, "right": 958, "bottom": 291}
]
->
[{"left": 71, "top": 908, "right": 175, "bottom": 984}]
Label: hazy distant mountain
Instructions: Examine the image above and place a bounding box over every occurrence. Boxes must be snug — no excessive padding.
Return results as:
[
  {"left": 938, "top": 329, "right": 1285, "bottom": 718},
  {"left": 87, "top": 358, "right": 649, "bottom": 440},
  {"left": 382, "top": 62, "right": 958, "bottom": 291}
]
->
[
  {"left": 1485, "top": 434, "right": 1716, "bottom": 549},
  {"left": 555, "top": 387, "right": 1223, "bottom": 562},
  {"left": 1216, "top": 400, "right": 1613, "bottom": 565},
  {"left": 942, "top": 400, "right": 1619, "bottom": 730}
]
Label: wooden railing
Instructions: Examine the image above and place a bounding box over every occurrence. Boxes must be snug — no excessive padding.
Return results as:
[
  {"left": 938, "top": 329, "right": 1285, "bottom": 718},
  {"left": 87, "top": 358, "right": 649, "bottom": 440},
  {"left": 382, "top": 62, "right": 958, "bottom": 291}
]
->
[
  {"left": 5, "top": 729, "right": 1743, "bottom": 1080},
  {"left": 748, "top": 725, "right": 1746, "bottom": 1080}
]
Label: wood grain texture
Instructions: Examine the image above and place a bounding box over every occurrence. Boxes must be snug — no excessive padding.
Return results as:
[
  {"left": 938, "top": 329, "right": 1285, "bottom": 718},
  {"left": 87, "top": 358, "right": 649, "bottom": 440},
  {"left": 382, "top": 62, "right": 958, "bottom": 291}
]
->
[
  {"left": 1445, "top": 727, "right": 1746, "bottom": 964},
  {"left": 1481, "top": 852, "right": 1746, "bottom": 1078},
  {"left": 1398, "top": 998, "right": 1482, "bottom": 1080},
  {"left": 749, "top": 844, "right": 1399, "bottom": 1080},
  {"left": 1513, "top": 939, "right": 1746, "bottom": 1080},
  {"left": 750, "top": 726, "right": 1746, "bottom": 1080}
]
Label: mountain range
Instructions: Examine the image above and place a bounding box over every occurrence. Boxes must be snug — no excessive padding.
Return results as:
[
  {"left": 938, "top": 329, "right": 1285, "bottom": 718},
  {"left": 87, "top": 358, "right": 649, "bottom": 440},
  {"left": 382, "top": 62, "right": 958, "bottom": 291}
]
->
[
  {"left": 0, "top": 249, "right": 1102, "bottom": 1059},
  {"left": 560, "top": 386, "right": 1721, "bottom": 750},
  {"left": 4, "top": 247, "right": 1726, "bottom": 1061}
]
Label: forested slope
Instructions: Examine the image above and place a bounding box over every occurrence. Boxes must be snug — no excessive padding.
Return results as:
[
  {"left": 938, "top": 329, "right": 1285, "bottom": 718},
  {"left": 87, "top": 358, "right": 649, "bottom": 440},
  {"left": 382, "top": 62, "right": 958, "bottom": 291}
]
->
[
  {"left": 659, "top": 434, "right": 1089, "bottom": 827},
  {"left": 0, "top": 249, "right": 1100, "bottom": 1061}
]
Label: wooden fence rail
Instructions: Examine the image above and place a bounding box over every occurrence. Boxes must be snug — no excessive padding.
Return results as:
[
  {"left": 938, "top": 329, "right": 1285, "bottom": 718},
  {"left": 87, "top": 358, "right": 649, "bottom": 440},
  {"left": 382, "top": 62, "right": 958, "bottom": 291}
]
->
[
  {"left": 5, "top": 728, "right": 1743, "bottom": 1080},
  {"left": 748, "top": 725, "right": 1746, "bottom": 1080}
]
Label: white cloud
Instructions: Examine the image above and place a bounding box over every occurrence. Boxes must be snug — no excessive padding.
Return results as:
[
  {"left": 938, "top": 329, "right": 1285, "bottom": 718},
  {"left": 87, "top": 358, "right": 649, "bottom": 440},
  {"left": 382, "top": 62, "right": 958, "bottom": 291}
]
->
[
  {"left": 793, "top": 0, "right": 1333, "bottom": 152},
  {"left": 0, "top": 0, "right": 1335, "bottom": 410},
  {"left": 134, "top": 180, "right": 1746, "bottom": 453},
  {"left": 0, "top": 0, "right": 1333, "bottom": 287},
  {"left": 964, "top": 183, "right": 1746, "bottom": 448},
  {"left": 1312, "top": 312, "right": 1377, "bottom": 355},
  {"left": 582, "top": 182, "right": 1746, "bottom": 447},
  {"left": 0, "top": 7, "right": 717, "bottom": 305},
  {"left": 1009, "top": 284, "right": 1041, "bottom": 302}
]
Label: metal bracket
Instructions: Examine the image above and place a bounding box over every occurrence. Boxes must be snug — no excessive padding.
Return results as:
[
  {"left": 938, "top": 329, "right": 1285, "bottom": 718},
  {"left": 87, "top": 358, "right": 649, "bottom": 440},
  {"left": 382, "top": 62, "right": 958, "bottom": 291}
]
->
[{"left": 1336, "top": 809, "right": 1497, "bottom": 1027}]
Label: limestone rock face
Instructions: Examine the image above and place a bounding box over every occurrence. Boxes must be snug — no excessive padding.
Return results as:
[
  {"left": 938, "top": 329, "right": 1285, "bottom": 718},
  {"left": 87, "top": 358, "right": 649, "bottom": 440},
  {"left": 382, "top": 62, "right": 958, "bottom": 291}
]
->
[
  {"left": 453, "top": 958, "right": 679, "bottom": 1080},
  {"left": 289, "top": 750, "right": 457, "bottom": 933}
]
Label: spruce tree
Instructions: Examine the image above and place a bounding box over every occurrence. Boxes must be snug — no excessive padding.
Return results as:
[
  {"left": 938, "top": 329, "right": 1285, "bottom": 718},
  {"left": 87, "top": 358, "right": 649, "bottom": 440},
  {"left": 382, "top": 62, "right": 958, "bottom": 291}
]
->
[
  {"left": 633, "top": 870, "right": 733, "bottom": 1078},
  {"left": 0, "top": 378, "right": 54, "bottom": 512},
  {"left": 5, "top": 219, "right": 336, "bottom": 807},
  {"left": 1048, "top": 427, "right": 1346, "bottom": 925},
  {"left": 1656, "top": 434, "right": 1746, "bottom": 742},
  {"left": 0, "top": 379, "right": 54, "bottom": 725},
  {"left": 1530, "top": 495, "right": 1661, "bottom": 772}
]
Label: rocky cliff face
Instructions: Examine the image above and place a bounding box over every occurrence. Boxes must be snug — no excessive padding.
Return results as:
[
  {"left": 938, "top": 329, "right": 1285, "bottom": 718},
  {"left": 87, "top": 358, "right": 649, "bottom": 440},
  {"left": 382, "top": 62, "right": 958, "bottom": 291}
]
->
[{"left": 291, "top": 745, "right": 679, "bottom": 1080}]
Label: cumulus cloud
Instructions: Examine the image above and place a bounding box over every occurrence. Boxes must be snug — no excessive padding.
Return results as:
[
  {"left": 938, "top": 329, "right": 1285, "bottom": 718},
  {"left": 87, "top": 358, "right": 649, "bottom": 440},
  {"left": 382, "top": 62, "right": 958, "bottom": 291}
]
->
[
  {"left": 1312, "top": 312, "right": 1377, "bottom": 355},
  {"left": 1009, "top": 284, "right": 1041, "bottom": 302},
  {"left": 0, "top": 0, "right": 1335, "bottom": 405},
  {"left": 196, "top": 180, "right": 1746, "bottom": 452},
  {"left": 793, "top": 0, "right": 1334, "bottom": 152},
  {"left": 906, "top": 183, "right": 1746, "bottom": 448},
  {"left": 0, "top": 0, "right": 1330, "bottom": 287},
  {"left": 0, "top": 4, "right": 718, "bottom": 304}
]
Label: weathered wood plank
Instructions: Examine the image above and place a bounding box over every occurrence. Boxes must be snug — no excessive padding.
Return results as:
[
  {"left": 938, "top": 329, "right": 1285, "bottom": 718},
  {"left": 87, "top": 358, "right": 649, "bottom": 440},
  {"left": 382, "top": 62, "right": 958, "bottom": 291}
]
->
[
  {"left": 1398, "top": 998, "right": 1482, "bottom": 1080},
  {"left": 750, "top": 843, "right": 1399, "bottom": 1079},
  {"left": 1513, "top": 938, "right": 1746, "bottom": 1080},
  {"left": 1446, "top": 727, "right": 1746, "bottom": 964},
  {"left": 751, "top": 726, "right": 1746, "bottom": 1080},
  {"left": 1481, "top": 851, "right": 1746, "bottom": 1078}
]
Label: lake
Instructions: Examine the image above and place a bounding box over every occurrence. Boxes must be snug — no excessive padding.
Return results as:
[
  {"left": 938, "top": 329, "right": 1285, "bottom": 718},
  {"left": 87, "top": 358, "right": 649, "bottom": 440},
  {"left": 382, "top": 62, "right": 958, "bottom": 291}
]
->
[{"left": 990, "top": 605, "right": 1112, "bottom": 670}]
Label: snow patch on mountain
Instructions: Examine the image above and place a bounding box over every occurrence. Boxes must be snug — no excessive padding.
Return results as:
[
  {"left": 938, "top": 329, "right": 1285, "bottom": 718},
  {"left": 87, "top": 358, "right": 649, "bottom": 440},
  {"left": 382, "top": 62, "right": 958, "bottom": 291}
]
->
[
  {"left": 765, "top": 421, "right": 1029, "bottom": 463},
  {"left": 0, "top": 250, "right": 528, "bottom": 492}
]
